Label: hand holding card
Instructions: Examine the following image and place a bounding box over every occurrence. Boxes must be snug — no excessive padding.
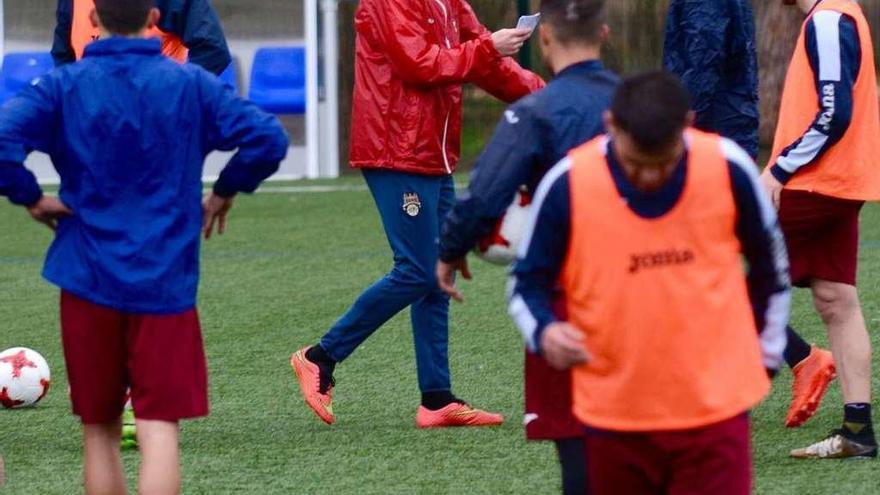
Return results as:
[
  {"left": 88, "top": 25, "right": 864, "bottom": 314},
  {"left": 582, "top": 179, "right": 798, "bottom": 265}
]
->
[{"left": 516, "top": 13, "right": 542, "bottom": 34}]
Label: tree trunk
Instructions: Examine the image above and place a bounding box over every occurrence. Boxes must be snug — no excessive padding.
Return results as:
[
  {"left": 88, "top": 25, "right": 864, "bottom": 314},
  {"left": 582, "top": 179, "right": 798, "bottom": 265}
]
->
[
  {"left": 755, "top": 2, "right": 802, "bottom": 150},
  {"left": 605, "top": 0, "right": 669, "bottom": 73}
]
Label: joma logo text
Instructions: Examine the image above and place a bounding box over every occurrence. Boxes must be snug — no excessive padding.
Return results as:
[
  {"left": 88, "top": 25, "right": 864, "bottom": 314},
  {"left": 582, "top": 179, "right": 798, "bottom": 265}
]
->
[{"left": 628, "top": 249, "right": 695, "bottom": 274}]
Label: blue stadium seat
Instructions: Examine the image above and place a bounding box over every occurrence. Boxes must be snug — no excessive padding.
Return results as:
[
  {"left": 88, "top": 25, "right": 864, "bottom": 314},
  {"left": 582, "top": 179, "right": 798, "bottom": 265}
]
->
[
  {"left": 1, "top": 52, "right": 54, "bottom": 102},
  {"left": 248, "top": 46, "right": 306, "bottom": 115},
  {"left": 219, "top": 60, "right": 240, "bottom": 95}
]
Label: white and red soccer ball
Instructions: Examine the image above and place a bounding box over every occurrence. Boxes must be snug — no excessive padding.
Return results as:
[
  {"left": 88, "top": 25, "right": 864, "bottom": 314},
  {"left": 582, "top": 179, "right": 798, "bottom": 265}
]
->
[
  {"left": 474, "top": 190, "right": 532, "bottom": 266},
  {"left": 0, "top": 347, "right": 51, "bottom": 409}
]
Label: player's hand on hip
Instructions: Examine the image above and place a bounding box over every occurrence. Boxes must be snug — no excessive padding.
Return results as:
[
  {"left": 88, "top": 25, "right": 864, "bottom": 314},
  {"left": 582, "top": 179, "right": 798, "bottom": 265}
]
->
[
  {"left": 759, "top": 170, "right": 783, "bottom": 209},
  {"left": 202, "top": 193, "right": 235, "bottom": 240},
  {"left": 541, "top": 322, "right": 591, "bottom": 371},
  {"left": 491, "top": 29, "right": 532, "bottom": 57},
  {"left": 27, "top": 195, "right": 73, "bottom": 232},
  {"left": 436, "top": 257, "right": 472, "bottom": 303}
]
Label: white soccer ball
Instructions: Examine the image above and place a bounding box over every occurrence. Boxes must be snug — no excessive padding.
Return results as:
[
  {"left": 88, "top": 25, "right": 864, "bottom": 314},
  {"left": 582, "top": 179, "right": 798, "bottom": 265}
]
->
[
  {"left": 0, "top": 347, "right": 51, "bottom": 409},
  {"left": 474, "top": 190, "right": 532, "bottom": 266}
]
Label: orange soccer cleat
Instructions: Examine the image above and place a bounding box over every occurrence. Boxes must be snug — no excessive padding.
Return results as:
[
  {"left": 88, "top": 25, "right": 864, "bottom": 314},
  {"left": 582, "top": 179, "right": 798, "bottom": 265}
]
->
[
  {"left": 290, "top": 347, "right": 335, "bottom": 425},
  {"left": 416, "top": 402, "right": 504, "bottom": 429},
  {"left": 785, "top": 345, "right": 836, "bottom": 428}
]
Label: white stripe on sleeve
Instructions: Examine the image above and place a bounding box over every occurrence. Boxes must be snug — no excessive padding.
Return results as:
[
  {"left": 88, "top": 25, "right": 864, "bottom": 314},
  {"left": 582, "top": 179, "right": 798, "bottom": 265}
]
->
[
  {"left": 775, "top": 128, "right": 831, "bottom": 174},
  {"left": 720, "top": 137, "right": 759, "bottom": 176},
  {"left": 508, "top": 293, "right": 540, "bottom": 352},
  {"left": 772, "top": 12, "right": 845, "bottom": 175},
  {"left": 508, "top": 152, "right": 576, "bottom": 351},
  {"left": 761, "top": 292, "right": 791, "bottom": 370},
  {"left": 814, "top": 10, "right": 844, "bottom": 82},
  {"left": 721, "top": 138, "right": 776, "bottom": 226},
  {"left": 721, "top": 138, "right": 792, "bottom": 369},
  {"left": 516, "top": 156, "right": 574, "bottom": 259},
  {"left": 722, "top": 138, "right": 791, "bottom": 287}
]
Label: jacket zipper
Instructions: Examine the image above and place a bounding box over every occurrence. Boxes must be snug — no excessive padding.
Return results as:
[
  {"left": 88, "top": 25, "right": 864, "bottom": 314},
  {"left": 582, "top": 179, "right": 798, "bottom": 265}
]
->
[
  {"left": 432, "top": 0, "right": 452, "bottom": 173},
  {"left": 441, "top": 112, "right": 451, "bottom": 174},
  {"left": 432, "top": 0, "right": 452, "bottom": 48}
]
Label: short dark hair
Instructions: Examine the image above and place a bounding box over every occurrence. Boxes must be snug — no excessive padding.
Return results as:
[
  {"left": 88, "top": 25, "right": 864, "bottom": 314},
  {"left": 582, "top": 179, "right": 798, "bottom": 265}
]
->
[
  {"left": 94, "top": 0, "right": 153, "bottom": 35},
  {"left": 540, "top": 0, "right": 607, "bottom": 45},
  {"left": 610, "top": 71, "right": 692, "bottom": 152}
]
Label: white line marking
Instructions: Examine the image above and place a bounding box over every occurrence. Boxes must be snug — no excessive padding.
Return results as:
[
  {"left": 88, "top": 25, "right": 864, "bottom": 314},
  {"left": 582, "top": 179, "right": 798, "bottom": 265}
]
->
[
  {"left": 199, "top": 183, "right": 467, "bottom": 195},
  {"left": 249, "top": 184, "right": 370, "bottom": 194}
]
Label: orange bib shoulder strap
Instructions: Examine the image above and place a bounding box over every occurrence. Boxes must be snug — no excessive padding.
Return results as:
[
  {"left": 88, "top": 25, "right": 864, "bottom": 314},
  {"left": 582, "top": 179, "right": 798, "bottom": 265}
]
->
[
  {"left": 70, "top": 0, "right": 188, "bottom": 63},
  {"left": 71, "top": 0, "right": 100, "bottom": 60}
]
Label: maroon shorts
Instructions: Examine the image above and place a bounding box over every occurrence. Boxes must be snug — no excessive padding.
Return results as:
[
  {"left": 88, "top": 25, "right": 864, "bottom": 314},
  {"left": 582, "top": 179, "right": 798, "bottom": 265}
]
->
[
  {"left": 60, "top": 291, "right": 209, "bottom": 424},
  {"left": 524, "top": 352, "right": 582, "bottom": 440},
  {"left": 584, "top": 414, "right": 752, "bottom": 495},
  {"left": 778, "top": 189, "right": 864, "bottom": 288}
]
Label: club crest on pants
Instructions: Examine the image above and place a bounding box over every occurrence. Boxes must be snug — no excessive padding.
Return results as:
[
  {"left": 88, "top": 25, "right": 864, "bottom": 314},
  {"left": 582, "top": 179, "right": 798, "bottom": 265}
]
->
[{"left": 403, "top": 192, "right": 421, "bottom": 217}]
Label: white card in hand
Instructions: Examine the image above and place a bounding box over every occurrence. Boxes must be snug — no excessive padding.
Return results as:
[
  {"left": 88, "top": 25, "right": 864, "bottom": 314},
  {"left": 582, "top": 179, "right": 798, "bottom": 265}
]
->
[{"left": 516, "top": 13, "right": 542, "bottom": 33}]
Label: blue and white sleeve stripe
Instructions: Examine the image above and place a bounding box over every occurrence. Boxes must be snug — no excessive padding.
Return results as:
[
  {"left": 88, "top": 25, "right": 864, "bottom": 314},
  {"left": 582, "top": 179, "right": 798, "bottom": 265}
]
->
[
  {"left": 723, "top": 138, "right": 791, "bottom": 370},
  {"left": 508, "top": 157, "right": 572, "bottom": 352},
  {"left": 771, "top": 11, "right": 860, "bottom": 183}
]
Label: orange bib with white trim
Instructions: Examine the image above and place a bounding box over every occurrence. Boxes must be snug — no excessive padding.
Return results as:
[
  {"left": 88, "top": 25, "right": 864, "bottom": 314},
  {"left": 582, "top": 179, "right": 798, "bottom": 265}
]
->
[
  {"left": 562, "top": 130, "right": 770, "bottom": 432},
  {"left": 769, "top": 0, "right": 880, "bottom": 201}
]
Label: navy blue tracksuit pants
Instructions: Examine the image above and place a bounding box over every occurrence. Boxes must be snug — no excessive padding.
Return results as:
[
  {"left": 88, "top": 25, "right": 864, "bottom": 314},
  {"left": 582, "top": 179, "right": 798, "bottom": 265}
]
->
[{"left": 320, "top": 169, "right": 455, "bottom": 393}]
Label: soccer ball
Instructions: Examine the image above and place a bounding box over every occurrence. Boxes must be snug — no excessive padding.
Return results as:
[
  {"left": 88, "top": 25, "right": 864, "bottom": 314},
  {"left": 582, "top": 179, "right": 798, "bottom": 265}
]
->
[
  {"left": 474, "top": 190, "right": 532, "bottom": 266},
  {"left": 0, "top": 347, "right": 51, "bottom": 409}
]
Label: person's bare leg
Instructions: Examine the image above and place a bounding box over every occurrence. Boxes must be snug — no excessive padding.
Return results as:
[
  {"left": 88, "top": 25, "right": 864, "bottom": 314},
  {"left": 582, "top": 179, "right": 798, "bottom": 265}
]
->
[
  {"left": 811, "top": 280, "right": 872, "bottom": 404},
  {"left": 83, "top": 420, "right": 127, "bottom": 495},
  {"left": 790, "top": 280, "right": 876, "bottom": 458},
  {"left": 136, "top": 419, "right": 180, "bottom": 495}
]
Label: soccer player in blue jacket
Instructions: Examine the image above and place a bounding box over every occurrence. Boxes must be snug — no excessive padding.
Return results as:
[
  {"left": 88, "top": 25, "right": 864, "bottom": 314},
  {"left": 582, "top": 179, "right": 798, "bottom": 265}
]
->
[
  {"left": 663, "top": 0, "right": 760, "bottom": 158},
  {"left": 54, "top": 0, "right": 232, "bottom": 450},
  {"left": 436, "top": 1, "right": 616, "bottom": 492},
  {"left": 0, "top": 1, "right": 287, "bottom": 492}
]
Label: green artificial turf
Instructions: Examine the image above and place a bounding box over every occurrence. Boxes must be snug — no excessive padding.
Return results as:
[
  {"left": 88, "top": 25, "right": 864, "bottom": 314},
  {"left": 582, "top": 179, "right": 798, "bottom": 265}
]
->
[{"left": 0, "top": 179, "right": 878, "bottom": 494}]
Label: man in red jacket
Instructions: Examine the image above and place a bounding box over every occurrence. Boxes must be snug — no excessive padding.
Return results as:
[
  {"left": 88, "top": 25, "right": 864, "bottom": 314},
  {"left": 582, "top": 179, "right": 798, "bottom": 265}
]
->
[{"left": 291, "top": 0, "right": 543, "bottom": 427}]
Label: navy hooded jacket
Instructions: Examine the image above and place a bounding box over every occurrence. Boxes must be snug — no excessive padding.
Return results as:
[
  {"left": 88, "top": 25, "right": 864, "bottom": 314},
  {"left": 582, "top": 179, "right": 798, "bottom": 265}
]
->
[
  {"left": 439, "top": 60, "right": 618, "bottom": 262},
  {"left": 0, "top": 38, "right": 288, "bottom": 313},
  {"left": 664, "top": 0, "right": 760, "bottom": 158}
]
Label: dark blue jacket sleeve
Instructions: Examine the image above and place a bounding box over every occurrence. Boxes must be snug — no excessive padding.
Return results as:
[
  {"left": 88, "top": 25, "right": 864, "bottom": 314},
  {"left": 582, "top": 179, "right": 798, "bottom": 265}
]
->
[
  {"left": 439, "top": 101, "right": 542, "bottom": 262},
  {"left": 508, "top": 162, "right": 571, "bottom": 353},
  {"left": 52, "top": 0, "right": 76, "bottom": 67},
  {"left": 770, "top": 13, "right": 859, "bottom": 183},
  {"left": 725, "top": 142, "right": 790, "bottom": 371},
  {"left": 158, "top": 0, "right": 232, "bottom": 75},
  {"left": 0, "top": 161, "right": 42, "bottom": 206},
  {"left": 0, "top": 77, "right": 61, "bottom": 205},
  {"left": 663, "top": 0, "right": 727, "bottom": 131},
  {"left": 200, "top": 71, "right": 288, "bottom": 197}
]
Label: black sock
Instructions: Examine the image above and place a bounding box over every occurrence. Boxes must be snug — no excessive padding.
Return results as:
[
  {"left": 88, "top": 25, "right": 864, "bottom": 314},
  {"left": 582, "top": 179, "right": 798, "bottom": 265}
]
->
[
  {"left": 843, "top": 403, "right": 876, "bottom": 444},
  {"left": 421, "top": 391, "right": 460, "bottom": 410},
  {"left": 555, "top": 438, "right": 589, "bottom": 495},
  {"left": 783, "top": 326, "right": 812, "bottom": 369},
  {"left": 306, "top": 344, "right": 335, "bottom": 364},
  {"left": 305, "top": 345, "right": 336, "bottom": 393}
]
